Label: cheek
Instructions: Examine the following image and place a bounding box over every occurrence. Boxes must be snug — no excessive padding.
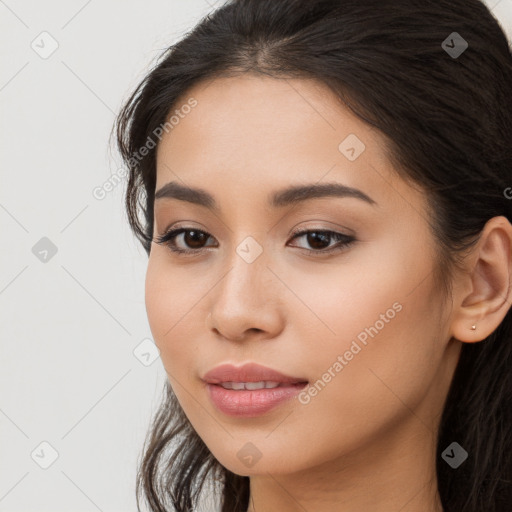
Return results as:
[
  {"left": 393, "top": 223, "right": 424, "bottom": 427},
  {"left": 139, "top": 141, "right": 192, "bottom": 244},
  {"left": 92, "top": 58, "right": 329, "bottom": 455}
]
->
[
  {"left": 284, "top": 238, "right": 428, "bottom": 350},
  {"left": 288, "top": 237, "right": 441, "bottom": 408},
  {"left": 144, "top": 255, "right": 198, "bottom": 362},
  {"left": 144, "top": 257, "right": 207, "bottom": 420},
  {"left": 144, "top": 257, "right": 169, "bottom": 342},
  {"left": 279, "top": 275, "right": 442, "bottom": 471}
]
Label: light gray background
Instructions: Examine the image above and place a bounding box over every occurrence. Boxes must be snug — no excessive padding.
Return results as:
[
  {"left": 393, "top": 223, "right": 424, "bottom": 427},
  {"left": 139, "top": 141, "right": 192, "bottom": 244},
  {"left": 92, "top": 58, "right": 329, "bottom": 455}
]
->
[{"left": 1, "top": 1, "right": 511, "bottom": 511}]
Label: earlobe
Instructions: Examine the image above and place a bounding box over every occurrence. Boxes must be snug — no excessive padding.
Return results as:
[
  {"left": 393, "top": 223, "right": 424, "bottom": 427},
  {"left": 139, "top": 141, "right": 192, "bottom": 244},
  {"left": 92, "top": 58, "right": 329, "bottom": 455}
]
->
[
  {"left": 450, "top": 216, "right": 512, "bottom": 343},
  {"left": 452, "top": 319, "right": 485, "bottom": 343}
]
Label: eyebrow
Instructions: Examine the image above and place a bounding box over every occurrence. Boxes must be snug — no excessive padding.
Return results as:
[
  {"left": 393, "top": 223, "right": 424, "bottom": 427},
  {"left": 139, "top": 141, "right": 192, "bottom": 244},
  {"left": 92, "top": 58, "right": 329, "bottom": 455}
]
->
[{"left": 154, "top": 181, "right": 377, "bottom": 211}]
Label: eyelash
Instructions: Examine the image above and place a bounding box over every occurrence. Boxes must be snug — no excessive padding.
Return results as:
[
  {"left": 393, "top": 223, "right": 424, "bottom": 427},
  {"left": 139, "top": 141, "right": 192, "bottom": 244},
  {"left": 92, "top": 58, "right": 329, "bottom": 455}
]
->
[{"left": 153, "top": 226, "right": 356, "bottom": 257}]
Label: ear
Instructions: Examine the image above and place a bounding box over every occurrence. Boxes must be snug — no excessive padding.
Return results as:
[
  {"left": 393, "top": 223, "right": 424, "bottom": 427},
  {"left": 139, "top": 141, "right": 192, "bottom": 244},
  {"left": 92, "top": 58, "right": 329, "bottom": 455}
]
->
[{"left": 450, "top": 215, "right": 512, "bottom": 343}]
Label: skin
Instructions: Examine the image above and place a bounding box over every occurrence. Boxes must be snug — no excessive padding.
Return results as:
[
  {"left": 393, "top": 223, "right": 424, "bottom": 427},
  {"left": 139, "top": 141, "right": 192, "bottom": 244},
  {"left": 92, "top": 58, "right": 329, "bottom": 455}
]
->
[{"left": 145, "top": 74, "right": 512, "bottom": 512}]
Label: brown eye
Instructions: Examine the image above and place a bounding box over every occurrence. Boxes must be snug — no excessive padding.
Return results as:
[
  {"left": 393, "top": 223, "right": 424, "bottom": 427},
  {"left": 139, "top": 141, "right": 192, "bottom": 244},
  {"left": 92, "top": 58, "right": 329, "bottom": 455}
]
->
[
  {"left": 304, "top": 232, "right": 331, "bottom": 250},
  {"left": 154, "top": 228, "right": 216, "bottom": 254},
  {"left": 288, "top": 229, "right": 356, "bottom": 255},
  {"left": 181, "top": 230, "right": 209, "bottom": 249},
  {"left": 154, "top": 227, "right": 356, "bottom": 257}
]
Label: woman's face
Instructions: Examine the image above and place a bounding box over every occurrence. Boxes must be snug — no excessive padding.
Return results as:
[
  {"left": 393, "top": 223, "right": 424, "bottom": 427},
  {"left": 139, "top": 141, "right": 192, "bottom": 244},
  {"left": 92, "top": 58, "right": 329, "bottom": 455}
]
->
[{"left": 145, "top": 74, "right": 460, "bottom": 477}]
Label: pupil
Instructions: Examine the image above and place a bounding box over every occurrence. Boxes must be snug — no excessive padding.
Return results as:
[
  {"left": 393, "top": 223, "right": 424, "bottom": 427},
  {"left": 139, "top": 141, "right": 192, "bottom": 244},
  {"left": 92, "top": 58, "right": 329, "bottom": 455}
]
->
[
  {"left": 185, "top": 230, "right": 207, "bottom": 248},
  {"left": 308, "top": 232, "right": 330, "bottom": 249}
]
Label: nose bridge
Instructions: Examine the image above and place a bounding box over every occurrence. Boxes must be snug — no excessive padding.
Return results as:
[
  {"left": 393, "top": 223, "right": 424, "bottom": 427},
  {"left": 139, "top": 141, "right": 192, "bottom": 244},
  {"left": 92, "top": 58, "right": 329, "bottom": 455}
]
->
[
  {"left": 219, "top": 233, "right": 269, "bottom": 304},
  {"left": 208, "top": 233, "right": 283, "bottom": 339}
]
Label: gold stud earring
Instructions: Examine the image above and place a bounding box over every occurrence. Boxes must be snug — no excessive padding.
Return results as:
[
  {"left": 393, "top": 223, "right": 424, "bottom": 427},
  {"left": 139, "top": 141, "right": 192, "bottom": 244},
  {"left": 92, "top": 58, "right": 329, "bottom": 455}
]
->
[{"left": 470, "top": 324, "right": 476, "bottom": 330}]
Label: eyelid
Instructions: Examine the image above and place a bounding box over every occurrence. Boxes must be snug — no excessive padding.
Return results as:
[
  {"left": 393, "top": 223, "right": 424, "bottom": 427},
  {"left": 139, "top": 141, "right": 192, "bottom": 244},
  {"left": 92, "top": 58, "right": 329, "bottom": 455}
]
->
[{"left": 288, "top": 219, "right": 356, "bottom": 237}]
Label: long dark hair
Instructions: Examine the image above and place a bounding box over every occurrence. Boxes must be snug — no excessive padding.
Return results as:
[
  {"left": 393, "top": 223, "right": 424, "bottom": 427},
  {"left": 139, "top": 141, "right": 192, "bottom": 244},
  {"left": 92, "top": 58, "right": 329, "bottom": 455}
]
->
[{"left": 112, "top": 1, "right": 512, "bottom": 510}]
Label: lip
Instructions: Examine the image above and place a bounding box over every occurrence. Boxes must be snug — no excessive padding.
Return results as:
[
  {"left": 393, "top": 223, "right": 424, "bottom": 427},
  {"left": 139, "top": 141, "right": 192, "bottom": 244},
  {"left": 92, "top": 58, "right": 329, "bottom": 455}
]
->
[
  {"left": 202, "top": 362, "right": 307, "bottom": 385},
  {"left": 202, "top": 363, "right": 308, "bottom": 417}
]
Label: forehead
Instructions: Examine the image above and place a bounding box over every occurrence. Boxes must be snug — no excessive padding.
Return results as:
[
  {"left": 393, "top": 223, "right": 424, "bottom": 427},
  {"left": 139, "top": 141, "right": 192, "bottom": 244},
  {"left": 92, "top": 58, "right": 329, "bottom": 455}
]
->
[
  {"left": 154, "top": 74, "right": 424, "bottom": 217},
  {"left": 156, "top": 74, "right": 376, "bottom": 162}
]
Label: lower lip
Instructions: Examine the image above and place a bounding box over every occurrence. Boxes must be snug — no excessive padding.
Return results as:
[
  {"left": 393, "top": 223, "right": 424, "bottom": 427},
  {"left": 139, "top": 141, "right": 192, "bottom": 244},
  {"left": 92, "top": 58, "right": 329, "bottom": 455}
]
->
[{"left": 206, "top": 383, "right": 308, "bottom": 417}]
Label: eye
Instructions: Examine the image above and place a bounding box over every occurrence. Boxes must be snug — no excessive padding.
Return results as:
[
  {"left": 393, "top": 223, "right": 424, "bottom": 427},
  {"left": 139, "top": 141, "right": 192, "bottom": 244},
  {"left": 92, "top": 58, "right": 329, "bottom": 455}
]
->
[
  {"left": 153, "top": 226, "right": 356, "bottom": 256},
  {"left": 153, "top": 227, "right": 217, "bottom": 255},
  {"left": 287, "top": 228, "right": 356, "bottom": 255}
]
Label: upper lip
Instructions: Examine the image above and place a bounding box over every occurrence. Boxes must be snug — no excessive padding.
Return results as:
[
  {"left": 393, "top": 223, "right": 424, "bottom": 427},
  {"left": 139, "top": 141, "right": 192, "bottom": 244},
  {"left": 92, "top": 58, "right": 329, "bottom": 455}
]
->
[{"left": 202, "top": 363, "right": 308, "bottom": 385}]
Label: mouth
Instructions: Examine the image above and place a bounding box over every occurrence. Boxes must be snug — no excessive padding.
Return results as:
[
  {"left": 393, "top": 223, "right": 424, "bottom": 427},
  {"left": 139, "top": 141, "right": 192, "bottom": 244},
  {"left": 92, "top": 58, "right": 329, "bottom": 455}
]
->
[
  {"left": 202, "top": 362, "right": 308, "bottom": 387},
  {"left": 205, "top": 381, "right": 309, "bottom": 417},
  {"left": 201, "top": 363, "right": 309, "bottom": 417},
  {"left": 213, "top": 381, "right": 308, "bottom": 390}
]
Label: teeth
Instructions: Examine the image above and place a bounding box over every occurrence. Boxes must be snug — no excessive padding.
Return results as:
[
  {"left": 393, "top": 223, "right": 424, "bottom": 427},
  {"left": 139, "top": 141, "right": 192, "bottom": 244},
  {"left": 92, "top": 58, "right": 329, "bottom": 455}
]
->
[{"left": 220, "top": 381, "right": 282, "bottom": 390}]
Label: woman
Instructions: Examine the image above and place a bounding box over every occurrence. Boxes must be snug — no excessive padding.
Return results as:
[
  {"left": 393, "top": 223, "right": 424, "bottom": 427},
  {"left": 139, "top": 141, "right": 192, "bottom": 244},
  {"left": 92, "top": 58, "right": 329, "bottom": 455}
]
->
[{"left": 113, "top": 0, "right": 512, "bottom": 510}]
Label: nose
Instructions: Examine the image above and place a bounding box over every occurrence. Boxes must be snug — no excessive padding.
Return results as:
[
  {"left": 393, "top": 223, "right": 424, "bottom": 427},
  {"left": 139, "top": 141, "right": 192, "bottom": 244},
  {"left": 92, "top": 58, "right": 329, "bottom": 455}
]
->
[{"left": 207, "top": 250, "right": 284, "bottom": 342}]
